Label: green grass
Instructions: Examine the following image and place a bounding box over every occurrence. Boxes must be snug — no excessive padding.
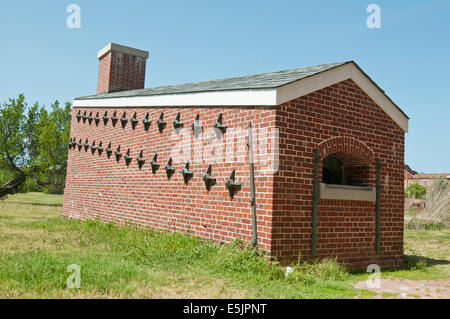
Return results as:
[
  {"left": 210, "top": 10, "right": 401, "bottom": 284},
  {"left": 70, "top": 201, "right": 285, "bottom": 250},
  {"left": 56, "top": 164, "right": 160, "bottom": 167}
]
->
[
  {"left": 382, "top": 228, "right": 450, "bottom": 280},
  {"left": 0, "top": 192, "right": 448, "bottom": 298}
]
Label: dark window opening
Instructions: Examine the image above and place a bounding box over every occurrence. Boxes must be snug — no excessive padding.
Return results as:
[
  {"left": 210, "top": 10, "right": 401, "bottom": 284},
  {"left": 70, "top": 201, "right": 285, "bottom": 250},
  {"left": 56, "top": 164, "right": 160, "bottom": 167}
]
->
[
  {"left": 322, "top": 154, "right": 372, "bottom": 187},
  {"left": 323, "top": 156, "right": 345, "bottom": 185}
]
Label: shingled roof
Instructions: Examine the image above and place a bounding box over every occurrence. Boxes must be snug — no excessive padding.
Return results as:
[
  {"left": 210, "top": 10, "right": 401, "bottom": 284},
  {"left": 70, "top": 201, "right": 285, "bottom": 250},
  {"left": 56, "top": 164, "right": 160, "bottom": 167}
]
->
[
  {"left": 74, "top": 60, "right": 409, "bottom": 132},
  {"left": 75, "top": 62, "right": 348, "bottom": 100}
]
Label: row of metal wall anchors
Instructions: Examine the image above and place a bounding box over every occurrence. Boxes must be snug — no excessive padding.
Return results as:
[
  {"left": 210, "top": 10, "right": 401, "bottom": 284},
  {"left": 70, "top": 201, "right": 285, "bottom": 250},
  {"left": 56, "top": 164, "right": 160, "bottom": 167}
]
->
[
  {"left": 68, "top": 138, "right": 241, "bottom": 198},
  {"left": 75, "top": 110, "right": 227, "bottom": 137}
]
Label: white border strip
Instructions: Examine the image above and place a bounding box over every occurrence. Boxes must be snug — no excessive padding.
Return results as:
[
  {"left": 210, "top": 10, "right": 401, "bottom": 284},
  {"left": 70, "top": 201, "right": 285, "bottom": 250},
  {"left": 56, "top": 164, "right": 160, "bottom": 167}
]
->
[
  {"left": 97, "top": 42, "right": 149, "bottom": 60},
  {"left": 73, "top": 89, "right": 277, "bottom": 107}
]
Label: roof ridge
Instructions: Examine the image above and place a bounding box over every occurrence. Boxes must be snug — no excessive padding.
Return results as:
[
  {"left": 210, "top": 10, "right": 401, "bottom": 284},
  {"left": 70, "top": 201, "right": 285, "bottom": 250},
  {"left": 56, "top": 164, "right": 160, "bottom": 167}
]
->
[{"left": 156, "top": 61, "right": 349, "bottom": 88}]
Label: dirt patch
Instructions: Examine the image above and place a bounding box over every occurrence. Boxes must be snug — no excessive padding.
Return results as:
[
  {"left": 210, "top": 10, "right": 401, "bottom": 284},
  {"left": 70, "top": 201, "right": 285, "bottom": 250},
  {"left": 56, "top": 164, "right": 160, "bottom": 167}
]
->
[
  {"left": 354, "top": 278, "right": 450, "bottom": 299},
  {"left": 137, "top": 276, "right": 249, "bottom": 299}
]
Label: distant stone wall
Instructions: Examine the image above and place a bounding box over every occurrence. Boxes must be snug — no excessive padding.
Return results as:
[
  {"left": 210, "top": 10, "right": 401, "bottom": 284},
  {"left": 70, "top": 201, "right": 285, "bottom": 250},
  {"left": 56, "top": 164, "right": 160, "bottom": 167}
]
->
[{"left": 405, "top": 176, "right": 450, "bottom": 189}]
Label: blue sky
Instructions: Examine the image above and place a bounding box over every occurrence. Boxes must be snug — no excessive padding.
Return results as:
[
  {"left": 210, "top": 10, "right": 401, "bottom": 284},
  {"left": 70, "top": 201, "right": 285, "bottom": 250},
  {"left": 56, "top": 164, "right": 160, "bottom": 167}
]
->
[{"left": 0, "top": 1, "right": 449, "bottom": 173}]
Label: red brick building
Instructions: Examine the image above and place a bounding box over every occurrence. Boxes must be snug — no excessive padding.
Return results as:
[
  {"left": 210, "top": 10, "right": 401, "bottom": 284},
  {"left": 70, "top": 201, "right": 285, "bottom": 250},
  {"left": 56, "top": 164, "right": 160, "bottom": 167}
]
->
[{"left": 63, "top": 43, "right": 409, "bottom": 268}]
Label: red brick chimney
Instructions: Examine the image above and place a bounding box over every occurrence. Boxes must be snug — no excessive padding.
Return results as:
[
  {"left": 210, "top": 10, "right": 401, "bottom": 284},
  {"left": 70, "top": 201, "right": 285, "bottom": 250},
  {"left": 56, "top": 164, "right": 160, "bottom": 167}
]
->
[{"left": 96, "top": 43, "right": 149, "bottom": 94}]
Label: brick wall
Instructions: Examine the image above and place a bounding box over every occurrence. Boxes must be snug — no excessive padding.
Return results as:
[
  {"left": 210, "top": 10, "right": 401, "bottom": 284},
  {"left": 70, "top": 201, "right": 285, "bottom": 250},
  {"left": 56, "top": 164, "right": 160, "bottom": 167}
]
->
[
  {"left": 64, "top": 78, "right": 405, "bottom": 268},
  {"left": 272, "top": 79, "right": 404, "bottom": 268},
  {"left": 63, "top": 107, "right": 277, "bottom": 252}
]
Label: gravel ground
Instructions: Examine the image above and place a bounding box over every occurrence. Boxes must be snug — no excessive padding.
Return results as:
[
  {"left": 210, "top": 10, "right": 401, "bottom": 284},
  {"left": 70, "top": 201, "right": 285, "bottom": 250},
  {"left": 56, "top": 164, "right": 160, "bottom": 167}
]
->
[{"left": 354, "top": 278, "right": 450, "bottom": 299}]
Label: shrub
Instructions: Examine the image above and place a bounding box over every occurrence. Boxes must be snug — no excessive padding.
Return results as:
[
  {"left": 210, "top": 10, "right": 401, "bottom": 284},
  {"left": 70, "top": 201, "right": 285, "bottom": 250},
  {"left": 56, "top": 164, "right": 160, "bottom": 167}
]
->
[{"left": 405, "top": 183, "right": 427, "bottom": 199}]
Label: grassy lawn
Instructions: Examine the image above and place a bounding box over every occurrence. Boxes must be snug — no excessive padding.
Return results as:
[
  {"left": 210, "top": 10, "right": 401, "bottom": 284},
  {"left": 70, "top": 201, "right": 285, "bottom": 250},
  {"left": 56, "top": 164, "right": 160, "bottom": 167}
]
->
[{"left": 0, "top": 192, "right": 448, "bottom": 298}]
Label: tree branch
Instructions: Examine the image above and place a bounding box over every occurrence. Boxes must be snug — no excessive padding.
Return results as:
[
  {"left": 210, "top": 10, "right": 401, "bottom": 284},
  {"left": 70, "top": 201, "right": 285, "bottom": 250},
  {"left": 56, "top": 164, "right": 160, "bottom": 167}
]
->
[{"left": 0, "top": 173, "right": 26, "bottom": 199}]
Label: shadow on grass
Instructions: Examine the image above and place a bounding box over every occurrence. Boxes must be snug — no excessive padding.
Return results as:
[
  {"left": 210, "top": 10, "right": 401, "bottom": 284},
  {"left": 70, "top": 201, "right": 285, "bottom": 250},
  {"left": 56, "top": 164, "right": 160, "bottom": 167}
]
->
[
  {"left": 404, "top": 254, "right": 450, "bottom": 268},
  {"left": 1, "top": 202, "right": 62, "bottom": 207},
  {"left": 344, "top": 255, "right": 450, "bottom": 277},
  {"left": 22, "top": 202, "right": 62, "bottom": 207}
]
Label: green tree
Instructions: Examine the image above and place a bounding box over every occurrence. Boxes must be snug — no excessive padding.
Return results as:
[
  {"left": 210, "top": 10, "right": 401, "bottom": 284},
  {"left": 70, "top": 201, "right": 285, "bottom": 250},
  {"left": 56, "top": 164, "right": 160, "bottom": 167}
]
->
[
  {"left": 34, "top": 101, "right": 72, "bottom": 193},
  {"left": 0, "top": 94, "right": 71, "bottom": 197}
]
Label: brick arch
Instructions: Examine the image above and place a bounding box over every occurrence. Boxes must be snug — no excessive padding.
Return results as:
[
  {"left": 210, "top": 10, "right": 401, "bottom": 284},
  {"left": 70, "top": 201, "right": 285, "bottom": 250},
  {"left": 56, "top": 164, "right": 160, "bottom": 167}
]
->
[{"left": 318, "top": 136, "right": 375, "bottom": 166}]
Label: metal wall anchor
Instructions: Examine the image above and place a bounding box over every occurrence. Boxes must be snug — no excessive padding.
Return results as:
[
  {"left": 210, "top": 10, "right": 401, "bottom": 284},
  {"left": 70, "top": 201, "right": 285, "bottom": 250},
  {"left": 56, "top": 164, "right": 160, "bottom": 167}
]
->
[
  {"left": 124, "top": 149, "right": 133, "bottom": 166},
  {"left": 106, "top": 142, "right": 113, "bottom": 158},
  {"left": 97, "top": 141, "right": 103, "bottom": 156},
  {"left": 121, "top": 112, "right": 128, "bottom": 129},
  {"left": 68, "top": 138, "right": 73, "bottom": 149},
  {"left": 90, "top": 141, "right": 96, "bottom": 154},
  {"left": 191, "top": 114, "right": 203, "bottom": 138},
  {"left": 111, "top": 111, "right": 118, "bottom": 127},
  {"left": 94, "top": 112, "right": 100, "bottom": 126},
  {"left": 136, "top": 150, "right": 145, "bottom": 169},
  {"left": 225, "top": 169, "right": 241, "bottom": 199},
  {"left": 115, "top": 145, "right": 122, "bottom": 162},
  {"left": 157, "top": 112, "right": 166, "bottom": 132},
  {"left": 83, "top": 139, "right": 89, "bottom": 151},
  {"left": 88, "top": 112, "right": 93, "bottom": 125},
  {"left": 131, "top": 112, "right": 139, "bottom": 129},
  {"left": 103, "top": 111, "right": 109, "bottom": 126},
  {"left": 173, "top": 112, "right": 184, "bottom": 130},
  {"left": 150, "top": 154, "right": 160, "bottom": 174},
  {"left": 143, "top": 112, "right": 151, "bottom": 131},
  {"left": 180, "top": 162, "right": 193, "bottom": 184},
  {"left": 202, "top": 164, "right": 216, "bottom": 191},
  {"left": 213, "top": 113, "right": 227, "bottom": 135},
  {"left": 164, "top": 157, "right": 175, "bottom": 179}
]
